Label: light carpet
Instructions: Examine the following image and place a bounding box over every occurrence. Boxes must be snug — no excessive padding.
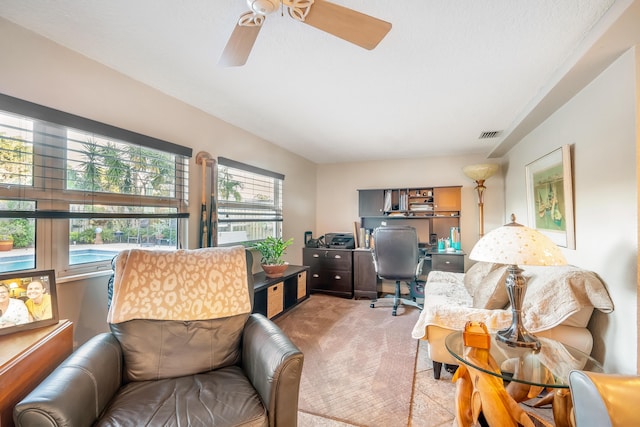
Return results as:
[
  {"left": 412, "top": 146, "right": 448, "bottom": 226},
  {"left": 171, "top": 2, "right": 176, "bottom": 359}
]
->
[{"left": 275, "top": 294, "right": 420, "bottom": 427}]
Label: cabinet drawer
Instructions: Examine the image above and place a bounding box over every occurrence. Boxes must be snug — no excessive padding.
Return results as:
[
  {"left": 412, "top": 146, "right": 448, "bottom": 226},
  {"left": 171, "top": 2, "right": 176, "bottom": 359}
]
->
[
  {"left": 309, "top": 269, "right": 353, "bottom": 293},
  {"left": 306, "top": 251, "right": 351, "bottom": 270},
  {"left": 431, "top": 254, "right": 464, "bottom": 273},
  {"left": 297, "top": 271, "right": 307, "bottom": 299},
  {"left": 267, "top": 282, "right": 284, "bottom": 318}
]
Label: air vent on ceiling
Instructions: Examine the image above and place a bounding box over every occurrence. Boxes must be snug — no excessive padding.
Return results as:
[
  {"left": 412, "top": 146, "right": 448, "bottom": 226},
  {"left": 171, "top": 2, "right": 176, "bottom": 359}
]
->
[{"left": 478, "top": 130, "right": 503, "bottom": 139}]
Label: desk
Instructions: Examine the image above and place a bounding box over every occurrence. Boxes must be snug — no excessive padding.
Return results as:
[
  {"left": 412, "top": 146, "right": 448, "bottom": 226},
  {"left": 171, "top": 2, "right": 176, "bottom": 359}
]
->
[
  {"left": 446, "top": 331, "right": 603, "bottom": 426},
  {"left": 353, "top": 248, "right": 465, "bottom": 300},
  {"left": 0, "top": 320, "right": 73, "bottom": 427},
  {"left": 353, "top": 249, "right": 378, "bottom": 299},
  {"left": 425, "top": 249, "right": 465, "bottom": 273}
]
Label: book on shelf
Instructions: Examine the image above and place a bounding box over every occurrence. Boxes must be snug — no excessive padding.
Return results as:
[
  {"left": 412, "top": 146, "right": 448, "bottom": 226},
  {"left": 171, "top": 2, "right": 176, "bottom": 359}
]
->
[
  {"left": 410, "top": 205, "right": 433, "bottom": 211},
  {"left": 384, "top": 190, "right": 392, "bottom": 212}
]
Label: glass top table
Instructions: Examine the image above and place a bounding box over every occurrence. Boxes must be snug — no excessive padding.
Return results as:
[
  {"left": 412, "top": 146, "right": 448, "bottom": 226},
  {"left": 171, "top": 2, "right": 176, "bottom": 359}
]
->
[{"left": 445, "top": 331, "right": 604, "bottom": 389}]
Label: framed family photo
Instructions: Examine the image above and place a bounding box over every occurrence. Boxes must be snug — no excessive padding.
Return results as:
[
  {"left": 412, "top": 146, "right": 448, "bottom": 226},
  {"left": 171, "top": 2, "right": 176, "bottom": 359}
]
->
[
  {"left": 0, "top": 269, "right": 59, "bottom": 336},
  {"left": 525, "top": 144, "right": 575, "bottom": 249}
]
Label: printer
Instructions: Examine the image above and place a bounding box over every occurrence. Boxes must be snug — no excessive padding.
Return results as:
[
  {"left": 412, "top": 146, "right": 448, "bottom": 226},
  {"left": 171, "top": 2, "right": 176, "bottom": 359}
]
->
[{"left": 325, "top": 232, "right": 355, "bottom": 249}]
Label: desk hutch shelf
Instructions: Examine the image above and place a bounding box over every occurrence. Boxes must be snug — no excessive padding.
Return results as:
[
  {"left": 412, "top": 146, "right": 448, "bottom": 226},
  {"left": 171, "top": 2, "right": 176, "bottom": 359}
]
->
[{"left": 358, "top": 186, "right": 462, "bottom": 246}]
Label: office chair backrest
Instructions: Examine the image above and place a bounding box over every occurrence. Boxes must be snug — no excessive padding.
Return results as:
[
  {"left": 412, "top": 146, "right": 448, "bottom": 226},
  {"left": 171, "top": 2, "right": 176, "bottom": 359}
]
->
[{"left": 372, "top": 226, "right": 419, "bottom": 281}]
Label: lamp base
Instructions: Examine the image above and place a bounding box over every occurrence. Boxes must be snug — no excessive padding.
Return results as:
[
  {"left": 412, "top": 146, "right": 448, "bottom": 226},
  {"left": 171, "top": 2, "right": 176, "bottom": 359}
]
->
[
  {"left": 498, "top": 264, "right": 541, "bottom": 350},
  {"left": 496, "top": 323, "right": 541, "bottom": 349}
]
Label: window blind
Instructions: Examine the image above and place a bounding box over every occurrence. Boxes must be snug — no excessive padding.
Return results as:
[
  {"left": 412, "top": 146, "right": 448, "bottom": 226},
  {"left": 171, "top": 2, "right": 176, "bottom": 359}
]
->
[
  {"left": 0, "top": 93, "right": 190, "bottom": 219},
  {"left": 217, "top": 157, "right": 284, "bottom": 245},
  {"left": 0, "top": 94, "right": 191, "bottom": 274}
]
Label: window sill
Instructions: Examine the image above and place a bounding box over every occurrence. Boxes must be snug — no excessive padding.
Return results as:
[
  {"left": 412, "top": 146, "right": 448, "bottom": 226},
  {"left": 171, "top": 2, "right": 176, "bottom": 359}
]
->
[{"left": 56, "top": 269, "right": 113, "bottom": 284}]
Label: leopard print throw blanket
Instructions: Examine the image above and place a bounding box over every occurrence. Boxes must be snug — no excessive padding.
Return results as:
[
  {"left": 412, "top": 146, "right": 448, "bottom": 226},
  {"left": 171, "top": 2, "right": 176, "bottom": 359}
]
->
[{"left": 107, "top": 246, "right": 251, "bottom": 324}]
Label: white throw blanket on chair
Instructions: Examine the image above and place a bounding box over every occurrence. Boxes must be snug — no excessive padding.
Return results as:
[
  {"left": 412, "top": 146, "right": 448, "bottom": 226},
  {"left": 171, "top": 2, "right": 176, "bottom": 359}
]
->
[{"left": 108, "top": 246, "right": 251, "bottom": 324}]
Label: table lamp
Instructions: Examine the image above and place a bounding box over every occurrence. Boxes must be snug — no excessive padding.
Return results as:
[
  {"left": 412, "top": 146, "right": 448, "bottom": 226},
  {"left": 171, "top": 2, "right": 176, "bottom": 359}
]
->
[
  {"left": 463, "top": 163, "right": 500, "bottom": 237},
  {"left": 9, "top": 282, "right": 20, "bottom": 298},
  {"left": 469, "top": 214, "right": 567, "bottom": 349}
]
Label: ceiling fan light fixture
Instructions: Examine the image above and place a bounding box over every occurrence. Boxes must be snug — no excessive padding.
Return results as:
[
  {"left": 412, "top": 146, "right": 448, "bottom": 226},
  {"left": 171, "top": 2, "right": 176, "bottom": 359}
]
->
[
  {"left": 222, "top": 0, "right": 391, "bottom": 67},
  {"left": 286, "top": 0, "right": 313, "bottom": 21},
  {"left": 247, "top": 0, "right": 280, "bottom": 15},
  {"left": 238, "top": 11, "right": 265, "bottom": 26}
]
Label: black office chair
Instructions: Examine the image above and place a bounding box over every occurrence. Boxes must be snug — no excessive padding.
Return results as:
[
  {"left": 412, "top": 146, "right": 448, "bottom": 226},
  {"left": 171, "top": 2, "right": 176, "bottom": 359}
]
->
[{"left": 370, "top": 225, "right": 424, "bottom": 316}]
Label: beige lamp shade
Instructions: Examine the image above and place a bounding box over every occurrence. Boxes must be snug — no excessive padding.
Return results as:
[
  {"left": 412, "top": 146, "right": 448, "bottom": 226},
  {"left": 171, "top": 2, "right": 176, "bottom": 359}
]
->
[
  {"left": 463, "top": 163, "right": 500, "bottom": 181},
  {"left": 469, "top": 215, "right": 566, "bottom": 267},
  {"left": 470, "top": 215, "right": 566, "bottom": 349}
]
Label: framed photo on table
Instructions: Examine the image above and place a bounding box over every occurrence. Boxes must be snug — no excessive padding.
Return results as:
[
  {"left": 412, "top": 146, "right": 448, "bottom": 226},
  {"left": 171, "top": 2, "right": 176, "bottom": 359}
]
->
[
  {"left": 526, "top": 145, "right": 575, "bottom": 249},
  {"left": 0, "top": 269, "right": 59, "bottom": 335}
]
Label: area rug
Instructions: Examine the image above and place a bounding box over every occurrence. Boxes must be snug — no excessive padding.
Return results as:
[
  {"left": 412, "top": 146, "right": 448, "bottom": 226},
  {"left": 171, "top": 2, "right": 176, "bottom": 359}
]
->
[{"left": 274, "top": 294, "right": 420, "bottom": 427}]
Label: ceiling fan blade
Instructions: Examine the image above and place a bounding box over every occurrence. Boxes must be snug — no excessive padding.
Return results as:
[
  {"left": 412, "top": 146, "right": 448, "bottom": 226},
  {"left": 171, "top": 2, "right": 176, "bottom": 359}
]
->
[
  {"left": 303, "top": 0, "right": 391, "bottom": 50},
  {"left": 219, "top": 23, "right": 262, "bottom": 67}
]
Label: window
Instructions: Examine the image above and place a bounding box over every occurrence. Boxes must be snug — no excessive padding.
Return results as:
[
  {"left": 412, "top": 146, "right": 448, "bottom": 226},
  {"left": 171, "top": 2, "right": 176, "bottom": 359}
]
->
[
  {"left": 0, "top": 94, "right": 191, "bottom": 276},
  {"left": 0, "top": 201, "right": 36, "bottom": 271},
  {"left": 217, "top": 157, "right": 284, "bottom": 246}
]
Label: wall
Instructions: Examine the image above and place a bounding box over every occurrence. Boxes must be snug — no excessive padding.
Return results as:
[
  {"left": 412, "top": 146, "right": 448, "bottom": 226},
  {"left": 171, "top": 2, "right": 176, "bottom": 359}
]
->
[
  {"left": 316, "top": 155, "right": 506, "bottom": 262},
  {"left": 3, "top": 14, "right": 635, "bottom": 371},
  {"left": 0, "top": 19, "right": 317, "bottom": 347},
  {"left": 503, "top": 47, "right": 638, "bottom": 374}
]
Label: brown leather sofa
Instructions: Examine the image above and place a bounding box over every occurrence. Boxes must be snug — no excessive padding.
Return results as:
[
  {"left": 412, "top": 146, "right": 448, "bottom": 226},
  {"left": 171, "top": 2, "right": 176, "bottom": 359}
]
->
[{"left": 14, "top": 248, "right": 304, "bottom": 427}]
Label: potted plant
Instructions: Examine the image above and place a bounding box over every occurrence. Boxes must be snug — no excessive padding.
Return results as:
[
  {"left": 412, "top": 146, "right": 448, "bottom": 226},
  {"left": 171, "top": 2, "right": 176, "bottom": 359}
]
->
[
  {"left": 253, "top": 236, "right": 294, "bottom": 278},
  {"left": 0, "top": 221, "right": 14, "bottom": 251},
  {"left": 0, "top": 234, "right": 13, "bottom": 251}
]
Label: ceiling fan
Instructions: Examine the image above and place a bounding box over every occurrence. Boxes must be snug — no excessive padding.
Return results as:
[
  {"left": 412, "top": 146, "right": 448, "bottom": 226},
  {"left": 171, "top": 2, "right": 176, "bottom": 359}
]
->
[{"left": 219, "top": 0, "right": 392, "bottom": 66}]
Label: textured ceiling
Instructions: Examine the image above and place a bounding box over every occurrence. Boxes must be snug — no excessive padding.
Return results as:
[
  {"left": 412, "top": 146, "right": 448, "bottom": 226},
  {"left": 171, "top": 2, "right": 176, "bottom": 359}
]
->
[{"left": 0, "top": 0, "right": 632, "bottom": 163}]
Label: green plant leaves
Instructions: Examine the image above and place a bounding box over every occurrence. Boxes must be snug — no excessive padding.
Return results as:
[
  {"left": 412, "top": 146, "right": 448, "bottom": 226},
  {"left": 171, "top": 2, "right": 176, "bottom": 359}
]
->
[{"left": 253, "top": 236, "right": 293, "bottom": 265}]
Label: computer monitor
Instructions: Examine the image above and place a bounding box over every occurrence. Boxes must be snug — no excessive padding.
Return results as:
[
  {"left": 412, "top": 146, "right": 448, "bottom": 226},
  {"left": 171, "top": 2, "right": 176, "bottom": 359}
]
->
[{"left": 361, "top": 218, "right": 430, "bottom": 246}]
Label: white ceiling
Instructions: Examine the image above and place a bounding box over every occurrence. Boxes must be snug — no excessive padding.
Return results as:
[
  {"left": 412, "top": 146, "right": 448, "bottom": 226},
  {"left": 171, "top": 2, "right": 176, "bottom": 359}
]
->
[{"left": 0, "top": 0, "right": 636, "bottom": 163}]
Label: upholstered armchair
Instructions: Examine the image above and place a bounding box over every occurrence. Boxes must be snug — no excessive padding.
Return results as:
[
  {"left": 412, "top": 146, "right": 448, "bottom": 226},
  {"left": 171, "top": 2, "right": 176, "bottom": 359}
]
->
[{"left": 14, "top": 246, "right": 304, "bottom": 427}]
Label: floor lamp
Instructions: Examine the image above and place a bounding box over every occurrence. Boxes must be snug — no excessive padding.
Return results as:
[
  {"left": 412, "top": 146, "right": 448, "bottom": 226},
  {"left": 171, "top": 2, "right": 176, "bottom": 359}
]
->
[{"left": 463, "top": 163, "right": 500, "bottom": 237}]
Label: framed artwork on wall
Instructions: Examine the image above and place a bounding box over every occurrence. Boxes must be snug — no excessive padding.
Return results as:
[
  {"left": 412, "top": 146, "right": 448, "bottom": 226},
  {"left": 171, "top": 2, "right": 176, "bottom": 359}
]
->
[{"left": 526, "top": 144, "right": 575, "bottom": 249}]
